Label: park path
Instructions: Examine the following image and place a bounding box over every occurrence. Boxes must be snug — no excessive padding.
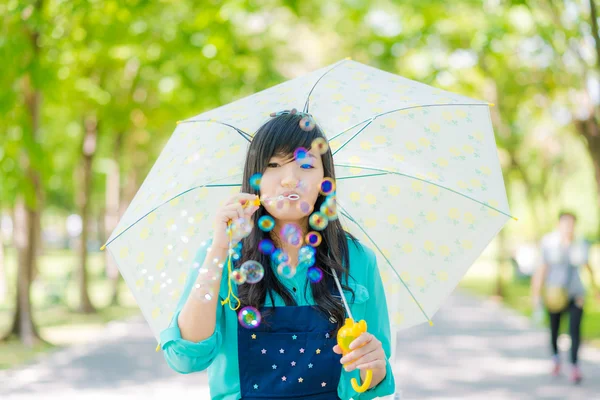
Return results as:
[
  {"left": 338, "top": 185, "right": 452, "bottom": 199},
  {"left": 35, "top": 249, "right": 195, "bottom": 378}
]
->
[{"left": 2, "top": 291, "right": 600, "bottom": 400}]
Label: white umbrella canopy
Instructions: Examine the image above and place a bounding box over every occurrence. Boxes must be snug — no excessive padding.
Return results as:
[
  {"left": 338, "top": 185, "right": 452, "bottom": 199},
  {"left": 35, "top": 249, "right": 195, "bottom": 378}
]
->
[{"left": 103, "top": 59, "right": 512, "bottom": 341}]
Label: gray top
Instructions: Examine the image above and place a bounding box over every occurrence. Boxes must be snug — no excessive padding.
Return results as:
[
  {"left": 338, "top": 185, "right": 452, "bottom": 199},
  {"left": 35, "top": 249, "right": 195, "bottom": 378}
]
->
[{"left": 541, "top": 231, "right": 590, "bottom": 297}]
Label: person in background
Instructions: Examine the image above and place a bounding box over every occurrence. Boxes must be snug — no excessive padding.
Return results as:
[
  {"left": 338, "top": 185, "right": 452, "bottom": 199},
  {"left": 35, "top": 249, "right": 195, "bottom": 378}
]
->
[{"left": 531, "top": 211, "right": 600, "bottom": 384}]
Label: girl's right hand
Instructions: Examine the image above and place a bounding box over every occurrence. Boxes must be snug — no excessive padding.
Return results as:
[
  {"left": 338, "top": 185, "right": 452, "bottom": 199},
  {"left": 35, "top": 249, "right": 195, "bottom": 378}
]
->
[{"left": 212, "top": 193, "right": 261, "bottom": 250}]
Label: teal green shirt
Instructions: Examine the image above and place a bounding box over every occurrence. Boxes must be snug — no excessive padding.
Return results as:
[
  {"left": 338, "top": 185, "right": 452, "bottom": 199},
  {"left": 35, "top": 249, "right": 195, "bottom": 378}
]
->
[{"left": 160, "top": 237, "right": 395, "bottom": 399}]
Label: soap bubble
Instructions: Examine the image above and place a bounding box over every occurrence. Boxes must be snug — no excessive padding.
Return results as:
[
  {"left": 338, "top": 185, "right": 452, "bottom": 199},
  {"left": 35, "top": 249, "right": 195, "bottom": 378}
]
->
[
  {"left": 240, "top": 260, "right": 264, "bottom": 284},
  {"left": 320, "top": 178, "right": 336, "bottom": 196},
  {"left": 238, "top": 306, "right": 262, "bottom": 329},
  {"left": 277, "top": 262, "right": 297, "bottom": 279},
  {"left": 258, "top": 238, "right": 275, "bottom": 255},
  {"left": 309, "top": 212, "right": 329, "bottom": 231},
  {"left": 311, "top": 137, "right": 329, "bottom": 154},
  {"left": 306, "top": 231, "right": 322, "bottom": 247},
  {"left": 307, "top": 266, "right": 323, "bottom": 283},
  {"left": 249, "top": 173, "right": 262, "bottom": 190},
  {"left": 230, "top": 269, "right": 247, "bottom": 285},
  {"left": 258, "top": 215, "right": 275, "bottom": 232}
]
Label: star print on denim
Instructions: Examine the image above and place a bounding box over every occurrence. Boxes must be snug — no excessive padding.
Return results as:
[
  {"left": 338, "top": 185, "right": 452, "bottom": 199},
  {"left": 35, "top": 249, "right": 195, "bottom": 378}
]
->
[
  {"left": 253, "top": 384, "right": 258, "bottom": 390},
  {"left": 251, "top": 334, "right": 256, "bottom": 339},
  {"left": 308, "top": 363, "right": 313, "bottom": 368},
  {"left": 279, "top": 348, "right": 285, "bottom": 354},
  {"left": 316, "top": 349, "right": 321, "bottom": 354},
  {"left": 282, "top": 376, "right": 287, "bottom": 382},
  {"left": 291, "top": 361, "right": 296, "bottom": 366},
  {"left": 299, "top": 348, "right": 305, "bottom": 353},
  {"left": 261, "top": 349, "right": 266, "bottom": 354},
  {"left": 321, "top": 382, "right": 327, "bottom": 387},
  {"left": 325, "top": 333, "right": 330, "bottom": 338},
  {"left": 298, "top": 377, "right": 304, "bottom": 383},
  {"left": 292, "top": 335, "right": 297, "bottom": 340},
  {"left": 272, "top": 364, "right": 277, "bottom": 369}
]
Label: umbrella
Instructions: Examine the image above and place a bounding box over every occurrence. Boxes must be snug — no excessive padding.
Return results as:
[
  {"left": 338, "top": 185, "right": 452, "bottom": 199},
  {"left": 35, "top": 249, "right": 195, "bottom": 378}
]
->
[{"left": 102, "top": 58, "right": 513, "bottom": 345}]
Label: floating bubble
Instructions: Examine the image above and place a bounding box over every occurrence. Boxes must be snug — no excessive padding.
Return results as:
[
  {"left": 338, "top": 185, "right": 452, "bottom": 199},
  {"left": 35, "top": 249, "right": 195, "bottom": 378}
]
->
[
  {"left": 277, "top": 262, "right": 297, "bottom": 279},
  {"left": 299, "top": 116, "right": 316, "bottom": 131},
  {"left": 228, "top": 217, "right": 253, "bottom": 241},
  {"left": 238, "top": 306, "right": 262, "bottom": 329},
  {"left": 297, "top": 200, "right": 313, "bottom": 215},
  {"left": 306, "top": 231, "right": 322, "bottom": 247},
  {"left": 258, "top": 238, "right": 275, "bottom": 255},
  {"left": 240, "top": 260, "right": 265, "bottom": 284},
  {"left": 249, "top": 173, "right": 262, "bottom": 190},
  {"left": 309, "top": 212, "right": 329, "bottom": 231},
  {"left": 272, "top": 249, "right": 290, "bottom": 264},
  {"left": 231, "top": 269, "right": 247, "bottom": 285},
  {"left": 320, "top": 178, "right": 336, "bottom": 196},
  {"left": 299, "top": 245, "right": 316, "bottom": 261},
  {"left": 294, "top": 147, "right": 309, "bottom": 161},
  {"left": 281, "top": 223, "right": 303, "bottom": 247},
  {"left": 320, "top": 203, "right": 338, "bottom": 220},
  {"left": 307, "top": 266, "right": 324, "bottom": 283},
  {"left": 258, "top": 215, "right": 275, "bottom": 232},
  {"left": 275, "top": 198, "right": 290, "bottom": 212},
  {"left": 311, "top": 137, "right": 329, "bottom": 154}
]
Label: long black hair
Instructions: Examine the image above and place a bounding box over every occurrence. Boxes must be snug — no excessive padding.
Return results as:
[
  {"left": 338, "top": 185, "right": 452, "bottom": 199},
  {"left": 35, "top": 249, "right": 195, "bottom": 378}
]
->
[{"left": 237, "top": 112, "right": 357, "bottom": 331}]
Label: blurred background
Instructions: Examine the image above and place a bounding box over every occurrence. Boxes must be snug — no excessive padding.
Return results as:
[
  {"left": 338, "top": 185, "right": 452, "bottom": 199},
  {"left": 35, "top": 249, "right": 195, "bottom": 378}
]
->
[{"left": 1, "top": 0, "right": 600, "bottom": 398}]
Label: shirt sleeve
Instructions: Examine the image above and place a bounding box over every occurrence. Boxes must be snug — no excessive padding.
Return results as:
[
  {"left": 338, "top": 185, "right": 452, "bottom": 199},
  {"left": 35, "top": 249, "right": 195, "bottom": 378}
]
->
[
  {"left": 342, "top": 245, "right": 396, "bottom": 399},
  {"left": 161, "top": 240, "right": 226, "bottom": 374}
]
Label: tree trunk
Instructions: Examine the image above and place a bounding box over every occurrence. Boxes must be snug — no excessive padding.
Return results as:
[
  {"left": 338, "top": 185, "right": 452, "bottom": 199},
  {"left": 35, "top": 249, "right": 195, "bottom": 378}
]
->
[
  {"left": 76, "top": 115, "right": 98, "bottom": 314},
  {"left": 105, "top": 157, "right": 121, "bottom": 306},
  {"left": 4, "top": 200, "right": 43, "bottom": 346},
  {"left": 2, "top": 2, "right": 46, "bottom": 343}
]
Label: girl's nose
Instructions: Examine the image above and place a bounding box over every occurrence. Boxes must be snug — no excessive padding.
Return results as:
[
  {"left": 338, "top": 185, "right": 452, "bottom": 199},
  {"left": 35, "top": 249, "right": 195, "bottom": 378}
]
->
[{"left": 281, "top": 176, "right": 299, "bottom": 189}]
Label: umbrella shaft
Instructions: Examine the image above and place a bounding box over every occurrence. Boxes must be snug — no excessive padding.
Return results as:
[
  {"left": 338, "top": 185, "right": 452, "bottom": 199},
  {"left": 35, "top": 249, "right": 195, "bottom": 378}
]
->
[{"left": 331, "top": 268, "right": 353, "bottom": 321}]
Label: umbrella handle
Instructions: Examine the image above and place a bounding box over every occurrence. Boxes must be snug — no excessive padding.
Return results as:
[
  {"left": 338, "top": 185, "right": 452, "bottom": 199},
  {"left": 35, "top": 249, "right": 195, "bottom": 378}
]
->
[
  {"left": 351, "top": 369, "right": 373, "bottom": 393},
  {"left": 337, "top": 318, "right": 373, "bottom": 393}
]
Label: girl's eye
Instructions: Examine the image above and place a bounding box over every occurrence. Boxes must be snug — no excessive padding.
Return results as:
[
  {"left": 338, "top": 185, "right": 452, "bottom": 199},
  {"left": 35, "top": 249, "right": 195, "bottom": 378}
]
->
[
  {"left": 267, "top": 162, "right": 279, "bottom": 168},
  {"left": 300, "top": 164, "right": 314, "bottom": 169}
]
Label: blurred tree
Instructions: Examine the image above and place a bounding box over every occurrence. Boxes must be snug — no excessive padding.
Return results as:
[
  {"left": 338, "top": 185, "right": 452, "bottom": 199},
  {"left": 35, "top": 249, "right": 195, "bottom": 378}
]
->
[{"left": 0, "top": 0, "right": 51, "bottom": 346}]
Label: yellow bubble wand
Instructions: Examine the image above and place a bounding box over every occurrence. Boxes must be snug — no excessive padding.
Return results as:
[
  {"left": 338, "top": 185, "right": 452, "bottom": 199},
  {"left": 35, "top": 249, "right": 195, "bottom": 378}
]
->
[{"left": 331, "top": 270, "right": 373, "bottom": 393}]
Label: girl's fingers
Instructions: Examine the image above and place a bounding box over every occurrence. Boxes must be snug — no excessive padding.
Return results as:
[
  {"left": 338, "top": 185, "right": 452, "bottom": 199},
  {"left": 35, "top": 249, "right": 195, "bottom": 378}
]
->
[
  {"left": 349, "top": 332, "right": 374, "bottom": 350},
  {"left": 355, "top": 359, "right": 387, "bottom": 371},
  {"left": 342, "top": 347, "right": 384, "bottom": 371},
  {"left": 340, "top": 344, "right": 371, "bottom": 365},
  {"left": 332, "top": 345, "right": 342, "bottom": 354}
]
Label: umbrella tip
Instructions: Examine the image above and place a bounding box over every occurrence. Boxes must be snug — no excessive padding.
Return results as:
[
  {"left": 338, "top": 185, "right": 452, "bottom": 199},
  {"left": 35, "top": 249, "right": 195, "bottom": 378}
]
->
[
  {"left": 176, "top": 120, "right": 182, "bottom": 125},
  {"left": 345, "top": 56, "right": 352, "bottom": 60},
  {"left": 428, "top": 320, "right": 434, "bottom": 327},
  {"left": 488, "top": 103, "right": 495, "bottom": 107},
  {"left": 100, "top": 244, "right": 106, "bottom": 251},
  {"left": 512, "top": 216, "right": 519, "bottom": 221},
  {"left": 156, "top": 343, "right": 161, "bottom": 352}
]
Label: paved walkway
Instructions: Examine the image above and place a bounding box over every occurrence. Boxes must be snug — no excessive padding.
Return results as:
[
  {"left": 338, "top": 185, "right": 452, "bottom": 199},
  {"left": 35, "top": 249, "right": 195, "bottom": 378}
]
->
[{"left": 1, "top": 292, "right": 599, "bottom": 400}]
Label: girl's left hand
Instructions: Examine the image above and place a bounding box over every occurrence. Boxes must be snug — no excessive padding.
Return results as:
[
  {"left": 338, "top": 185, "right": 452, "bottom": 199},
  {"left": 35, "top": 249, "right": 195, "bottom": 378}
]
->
[{"left": 333, "top": 333, "right": 386, "bottom": 372}]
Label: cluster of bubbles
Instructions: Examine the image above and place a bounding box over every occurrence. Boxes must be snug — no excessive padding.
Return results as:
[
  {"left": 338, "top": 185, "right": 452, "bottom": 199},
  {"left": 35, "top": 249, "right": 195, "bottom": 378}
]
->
[{"left": 232, "top": 135, "right": 336, "bottom": 329}]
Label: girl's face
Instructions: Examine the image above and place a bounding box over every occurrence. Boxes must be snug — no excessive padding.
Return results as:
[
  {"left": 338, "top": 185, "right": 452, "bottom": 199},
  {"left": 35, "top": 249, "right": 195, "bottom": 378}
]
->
[{"left": 259, "top": 146, "right": 325, "bottom": 223}]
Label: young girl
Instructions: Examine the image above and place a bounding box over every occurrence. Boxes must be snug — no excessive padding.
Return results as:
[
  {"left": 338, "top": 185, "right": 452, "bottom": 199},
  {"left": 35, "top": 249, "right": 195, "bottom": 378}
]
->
[{"left": 159, "top": 111, "right": 395, "bottom": 399}]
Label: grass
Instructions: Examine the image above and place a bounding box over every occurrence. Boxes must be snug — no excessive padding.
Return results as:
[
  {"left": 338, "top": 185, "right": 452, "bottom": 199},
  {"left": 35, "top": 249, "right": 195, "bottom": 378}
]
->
[{"left": 0, "top": 247, "right": 141, "bottom": 369}]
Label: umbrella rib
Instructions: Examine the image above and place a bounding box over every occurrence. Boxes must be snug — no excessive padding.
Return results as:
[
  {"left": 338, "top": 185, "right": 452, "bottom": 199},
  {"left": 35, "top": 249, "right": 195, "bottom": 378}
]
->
[
  {"left": 337, "top": 204, "right": 433, "bottom": 325},
  {"left": 101, "top": 174, "right": 243, "bottom": 249},
  {"left": 334, "top": 163, "right": 516, "bottom": 220},
  {"left": 178, "top": 119, "right": 253, "bottom": 142},
  {"left": 303, "top": 58, "right": 352, "bottom": 114},
  {"left": 329, "top": 102, "right": 490, "bottom": 147}
]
